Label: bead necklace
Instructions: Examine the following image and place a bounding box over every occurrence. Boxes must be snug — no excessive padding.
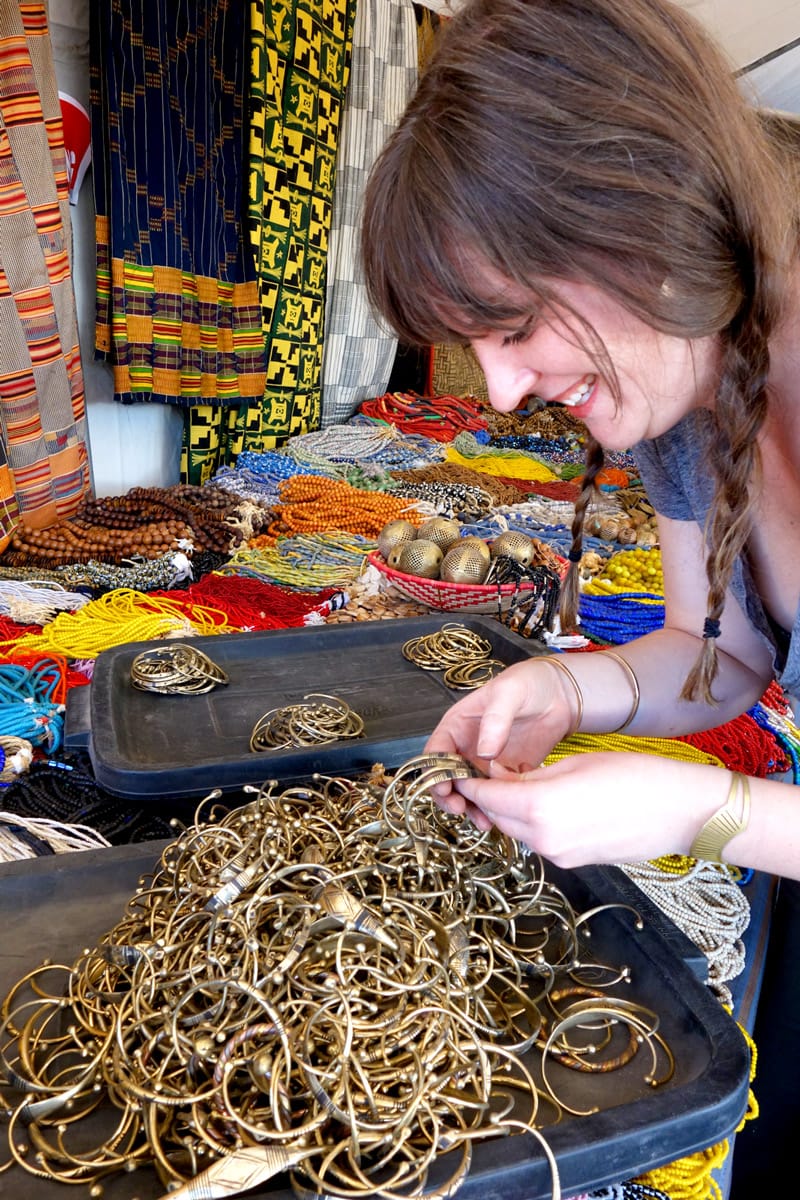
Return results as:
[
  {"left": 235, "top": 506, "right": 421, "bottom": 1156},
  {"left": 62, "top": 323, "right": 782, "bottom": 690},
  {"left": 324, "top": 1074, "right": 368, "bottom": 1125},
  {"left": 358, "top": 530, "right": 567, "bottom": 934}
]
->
[
  {"left": 267, "top": 475, "right": 425, "bottom": 539},
  {"left": 577, "top": 593, "right": 666, "bottom": 644},
  {"left": 679, "top": 710, "right": 789, "bottom": 778},
  {"left": 224, "top": 533, "right": 372, "bottom": 590},
  {"left": 3, "top": 588, "right": 232, "bottom": 661},
  {"left": 459, "top": 513, "right": 616, "bottom": 563},
  {"left": 286, "top": 422, "right": 441, "bottom": 469},
  {"left": 545, "top": 728, "right": 724, "bottom": 767},
  {"left": 619, "top": 859, "right": 749, "bottom": 1006},
  {"left": 359, "top": 390, "right": 488, "bottom": 441},
  {"left": 0, "top": 580, "right": 90, "bottom": 625},
  {"left": 3, "top": 485, "right": 256, "bottom": 567},
  {"left": 212, "top": 466, "right": 283, "bottom": 509},
  {"left": 0, "top": 752, "right": 177, "bottom": 845},
  {"left": 0, "top": 813, "right": 110, "bottom": 862},
  {"left": 445, "top": 432, "right": 558, "bottom": 481},
  {"left": 749, "top": 700, "right": 800, "bottom": 784},
  {"left": 390, "top": 462, "right": 524, "bottom": 507},
  {"left": 583, "top": 548, "right": 664, "bottom": 596},
  {"left": 386, "top": 480, "right": 494, "bottom": 520},
  {"left": 58, "top": 551, "right": 194, "bottom": 596},
  {"left": 0, "top": 659, "right": 66, "bottom": 751},
  {"left": 153, "top": 573, "right": 339, "bottom": 630}
]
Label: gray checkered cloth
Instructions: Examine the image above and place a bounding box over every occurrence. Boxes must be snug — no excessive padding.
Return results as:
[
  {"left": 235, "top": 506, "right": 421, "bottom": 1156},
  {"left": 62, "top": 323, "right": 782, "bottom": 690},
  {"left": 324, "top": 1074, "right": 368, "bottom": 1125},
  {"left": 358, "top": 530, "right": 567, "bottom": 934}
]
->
[{"left": 320, "top": 0, "right": 418, "bottom": 427}]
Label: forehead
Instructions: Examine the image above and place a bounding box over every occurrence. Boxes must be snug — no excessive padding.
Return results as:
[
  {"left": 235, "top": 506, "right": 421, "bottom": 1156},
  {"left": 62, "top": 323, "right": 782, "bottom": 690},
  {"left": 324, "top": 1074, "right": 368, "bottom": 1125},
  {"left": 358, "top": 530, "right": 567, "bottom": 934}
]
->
[{"left": 432, "top": 259, "right": 548, "bottom": 339}]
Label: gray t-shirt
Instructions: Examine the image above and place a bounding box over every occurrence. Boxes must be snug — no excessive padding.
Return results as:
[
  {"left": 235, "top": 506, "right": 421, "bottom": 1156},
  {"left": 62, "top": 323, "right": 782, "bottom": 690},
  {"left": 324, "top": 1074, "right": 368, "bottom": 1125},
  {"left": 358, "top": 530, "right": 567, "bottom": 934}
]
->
[{"left": 632, "top": 409, "right": 800, "bottom": 697}]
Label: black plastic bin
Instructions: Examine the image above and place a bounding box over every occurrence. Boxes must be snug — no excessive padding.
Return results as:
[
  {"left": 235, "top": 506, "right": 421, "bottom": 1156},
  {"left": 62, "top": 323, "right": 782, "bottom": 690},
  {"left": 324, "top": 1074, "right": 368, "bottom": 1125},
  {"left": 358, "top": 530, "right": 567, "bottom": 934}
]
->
[{"left": 0, "top": 840, "right": 750, "bottom": 1200}]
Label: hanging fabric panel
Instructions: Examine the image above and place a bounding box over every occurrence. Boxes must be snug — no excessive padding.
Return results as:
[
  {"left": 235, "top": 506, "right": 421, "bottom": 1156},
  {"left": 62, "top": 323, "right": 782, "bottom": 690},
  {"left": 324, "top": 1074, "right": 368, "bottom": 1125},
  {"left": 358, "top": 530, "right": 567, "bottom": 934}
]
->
[
  {"left": 89, "top": 0, "right": 267, "bottom": 408},
  {"left": 181, "top": 0, "right": 356, "bottom": 484},
  {"left": 0, "top": 0, "right": 91, "bottom": 548},
  {"left": 319, "top": 0, "right": 418, "bottom": 427}
]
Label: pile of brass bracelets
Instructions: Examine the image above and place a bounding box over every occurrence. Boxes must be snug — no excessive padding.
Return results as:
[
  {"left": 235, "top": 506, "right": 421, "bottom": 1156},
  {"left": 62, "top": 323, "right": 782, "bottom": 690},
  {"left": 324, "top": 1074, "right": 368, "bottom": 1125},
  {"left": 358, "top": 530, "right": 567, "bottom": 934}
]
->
[
  {"left": 130, "top": 644, "right": 229, "bottom": 694},
  {"left": 0, "top": 754, "right": 672, "bottom": 1199},
  {"left": 402, "top": 623, "right": 504, "bottom": 690},
  {"left": 249, "top": 692, "right": 365, "bottom": 752}
]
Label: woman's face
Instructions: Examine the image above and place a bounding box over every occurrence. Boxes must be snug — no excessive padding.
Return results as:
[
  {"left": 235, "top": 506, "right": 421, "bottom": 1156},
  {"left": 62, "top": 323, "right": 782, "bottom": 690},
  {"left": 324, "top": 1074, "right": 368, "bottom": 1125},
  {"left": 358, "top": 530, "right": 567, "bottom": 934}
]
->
[{"left": 468, "top": 278, "right": 719, "bottom": 451}]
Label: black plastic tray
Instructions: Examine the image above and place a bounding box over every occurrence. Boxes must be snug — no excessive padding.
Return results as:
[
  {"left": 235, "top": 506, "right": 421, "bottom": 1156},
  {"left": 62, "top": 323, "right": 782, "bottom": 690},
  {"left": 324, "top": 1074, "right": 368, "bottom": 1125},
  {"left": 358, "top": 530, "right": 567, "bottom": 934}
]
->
[
  {"left": 65, "top": 617, "right": 549, "bottom": 799},
  {"left": 0, "top": 842, "right": 749, "bottom": 1200}
]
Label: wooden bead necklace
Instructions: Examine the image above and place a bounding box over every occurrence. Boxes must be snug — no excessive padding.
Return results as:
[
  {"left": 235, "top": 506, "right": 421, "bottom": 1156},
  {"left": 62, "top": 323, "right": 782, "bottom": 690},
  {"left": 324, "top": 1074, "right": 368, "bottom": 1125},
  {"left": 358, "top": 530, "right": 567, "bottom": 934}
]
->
[{"left": 267, "top": 475, "right": 424, "bottom": 539}]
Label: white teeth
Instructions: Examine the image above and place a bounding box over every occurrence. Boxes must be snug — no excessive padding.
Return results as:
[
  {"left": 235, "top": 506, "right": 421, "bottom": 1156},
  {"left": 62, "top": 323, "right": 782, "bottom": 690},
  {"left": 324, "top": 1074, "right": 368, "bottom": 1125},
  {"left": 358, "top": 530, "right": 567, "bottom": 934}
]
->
[{"left": 562, "top": 376, "right": 596, "bottom": 407}]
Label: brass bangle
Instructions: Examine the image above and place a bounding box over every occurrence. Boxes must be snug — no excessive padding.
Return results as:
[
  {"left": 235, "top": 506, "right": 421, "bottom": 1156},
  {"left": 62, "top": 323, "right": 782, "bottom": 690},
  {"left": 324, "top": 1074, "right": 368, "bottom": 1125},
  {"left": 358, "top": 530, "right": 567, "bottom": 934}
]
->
[
  {"left": 543, "top": 656, "right": 584, "bottom": 736},
  {"left": 602, "top": 652, "right": 641, "bottom": 734},
  {"left": 689, "top": 772, "right": 751, "bottom": 863}
]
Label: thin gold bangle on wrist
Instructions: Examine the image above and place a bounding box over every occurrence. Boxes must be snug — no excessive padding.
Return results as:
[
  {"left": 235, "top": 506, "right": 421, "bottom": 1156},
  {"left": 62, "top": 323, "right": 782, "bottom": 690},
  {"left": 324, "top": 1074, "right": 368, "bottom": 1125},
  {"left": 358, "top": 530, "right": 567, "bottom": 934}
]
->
[
  {"left": 543, "top": 656, "right": 584, "bottom": 737},
  {"left": 602, "top": 651, "right": 641, "bottom": 734},
  {"left": 689, "top": 772, "right": 751, "bottom": 863}
]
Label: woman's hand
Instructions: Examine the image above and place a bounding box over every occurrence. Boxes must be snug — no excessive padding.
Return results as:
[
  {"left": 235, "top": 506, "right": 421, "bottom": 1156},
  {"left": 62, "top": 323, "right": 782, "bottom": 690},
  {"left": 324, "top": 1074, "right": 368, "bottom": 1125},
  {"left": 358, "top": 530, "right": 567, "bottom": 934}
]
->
[
  {"left": 425, "top": 657, "right": 577, "bottom": 815},
  {"left": 448, "top": 752, "right": 731, "bottom": 867}
]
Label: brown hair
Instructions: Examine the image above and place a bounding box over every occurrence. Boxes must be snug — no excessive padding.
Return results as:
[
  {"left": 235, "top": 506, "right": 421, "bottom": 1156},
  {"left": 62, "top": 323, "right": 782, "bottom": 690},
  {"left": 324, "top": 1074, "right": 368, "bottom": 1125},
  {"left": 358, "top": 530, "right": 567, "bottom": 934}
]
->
[{"left": 361, "top": 0, "right": 797, "bottom": 702}]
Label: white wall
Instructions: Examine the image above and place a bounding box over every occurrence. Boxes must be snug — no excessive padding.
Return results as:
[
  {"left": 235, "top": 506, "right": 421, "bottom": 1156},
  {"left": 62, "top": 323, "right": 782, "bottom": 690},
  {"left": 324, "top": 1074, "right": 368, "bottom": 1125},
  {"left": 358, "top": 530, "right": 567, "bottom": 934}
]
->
[{"left": 682, "top": 0, "right": 800, "bottom": 68}]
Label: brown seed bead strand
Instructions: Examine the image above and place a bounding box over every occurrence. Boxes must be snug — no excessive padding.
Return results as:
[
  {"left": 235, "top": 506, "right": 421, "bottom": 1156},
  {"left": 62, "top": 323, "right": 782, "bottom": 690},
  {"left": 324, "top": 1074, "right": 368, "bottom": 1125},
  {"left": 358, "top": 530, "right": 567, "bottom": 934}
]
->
[
  {"left": 3, "top": 484, "right": 256, "bottom": 567},
  {"left": 5, "top": 519, "right": 196, "bottom": 566}
]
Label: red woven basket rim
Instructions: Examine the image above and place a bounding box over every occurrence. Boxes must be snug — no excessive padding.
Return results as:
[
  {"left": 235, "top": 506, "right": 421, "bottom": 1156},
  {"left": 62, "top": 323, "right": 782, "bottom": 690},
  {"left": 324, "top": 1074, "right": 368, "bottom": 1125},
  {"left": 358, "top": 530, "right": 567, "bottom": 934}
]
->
[{"left": 368, "top": 551, "right": 539, "bottom": 596}]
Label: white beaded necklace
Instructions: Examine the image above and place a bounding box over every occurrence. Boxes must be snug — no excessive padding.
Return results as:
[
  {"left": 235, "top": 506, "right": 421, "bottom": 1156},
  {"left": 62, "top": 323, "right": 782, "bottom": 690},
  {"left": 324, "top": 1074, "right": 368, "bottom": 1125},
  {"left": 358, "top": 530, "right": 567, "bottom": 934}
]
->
[{"left": 619, "top": 858, "right": 750, "bottom": 1007}]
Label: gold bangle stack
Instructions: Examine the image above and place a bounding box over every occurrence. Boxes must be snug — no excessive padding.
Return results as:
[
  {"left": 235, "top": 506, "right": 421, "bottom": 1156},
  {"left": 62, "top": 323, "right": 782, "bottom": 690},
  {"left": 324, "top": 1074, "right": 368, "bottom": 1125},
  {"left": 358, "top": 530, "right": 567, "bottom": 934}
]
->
[
  {"left": 543, "top": 656, "right": 584, "bottom": 736},
  {"left": 689, "top": 772, "right": 751, "bottom": 863},
  {"left": 0, "top": 754, "right": 674, "bottom": 1196},
  {"left": 602, "top": 652, "right": 641, "bottom": 734}
]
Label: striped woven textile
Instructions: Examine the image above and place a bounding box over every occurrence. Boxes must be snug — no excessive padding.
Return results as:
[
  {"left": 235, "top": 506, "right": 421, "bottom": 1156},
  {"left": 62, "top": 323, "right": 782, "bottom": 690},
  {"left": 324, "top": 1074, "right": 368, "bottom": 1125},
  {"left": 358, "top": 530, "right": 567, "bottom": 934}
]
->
[
  {"left": 180, "top": 0, "right": 357, "bottom": 483},
  {"left": 89, "top": 0, "right": 267, "bottom": 407},
  {"left": 0, "top": 0, "right": 91, "bottom": 545}
]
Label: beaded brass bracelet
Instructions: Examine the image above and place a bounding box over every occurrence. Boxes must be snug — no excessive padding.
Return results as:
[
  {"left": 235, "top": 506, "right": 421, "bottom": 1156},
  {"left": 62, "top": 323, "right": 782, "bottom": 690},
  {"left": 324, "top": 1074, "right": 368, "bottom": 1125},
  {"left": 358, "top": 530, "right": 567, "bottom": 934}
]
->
[{"left": 689, "top": 771, "right": 751, "bottom": 863}]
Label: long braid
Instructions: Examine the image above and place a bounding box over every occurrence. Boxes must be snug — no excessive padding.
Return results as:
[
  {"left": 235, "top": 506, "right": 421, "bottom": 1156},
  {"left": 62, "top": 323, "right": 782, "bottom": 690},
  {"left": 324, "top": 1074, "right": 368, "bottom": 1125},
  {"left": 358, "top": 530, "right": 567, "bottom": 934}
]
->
[
  {"left": 681, "top": 297, "right": 772, "bottom": 703},
  {"left": 559, "top": 435, "right": 605, "bottom": 633}
]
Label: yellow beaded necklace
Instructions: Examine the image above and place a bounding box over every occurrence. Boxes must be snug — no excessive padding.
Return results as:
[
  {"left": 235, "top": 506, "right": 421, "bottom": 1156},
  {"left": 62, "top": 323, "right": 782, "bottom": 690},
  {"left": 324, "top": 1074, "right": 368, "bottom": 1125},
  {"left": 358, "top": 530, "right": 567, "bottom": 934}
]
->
[{"left": 0, "top": 589, "right": 233, "bottom": 661}]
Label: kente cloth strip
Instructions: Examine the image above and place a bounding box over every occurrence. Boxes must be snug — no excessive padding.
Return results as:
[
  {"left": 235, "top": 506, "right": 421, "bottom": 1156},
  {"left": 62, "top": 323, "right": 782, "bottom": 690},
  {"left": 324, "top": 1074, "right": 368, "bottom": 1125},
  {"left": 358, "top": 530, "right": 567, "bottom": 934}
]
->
[
  {"left": 182, "top": 0, "right": 357, "bottom": 483},
  {"left": 0, "top": 0, "right": 91, "bottom": 546},
  {"left": 319, "top": 0, "right": 418, "bottom": 427},
  {"left": 89, "top": 0, "right": 267, "bottom": 407}
]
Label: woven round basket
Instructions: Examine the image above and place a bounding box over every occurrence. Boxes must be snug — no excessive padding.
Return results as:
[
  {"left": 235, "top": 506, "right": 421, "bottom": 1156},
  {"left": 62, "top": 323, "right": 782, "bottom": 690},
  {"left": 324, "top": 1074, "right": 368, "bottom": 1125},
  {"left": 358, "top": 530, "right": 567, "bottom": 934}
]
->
[{"left": 369, "top": 552, "right": 546, "bottom": 614}]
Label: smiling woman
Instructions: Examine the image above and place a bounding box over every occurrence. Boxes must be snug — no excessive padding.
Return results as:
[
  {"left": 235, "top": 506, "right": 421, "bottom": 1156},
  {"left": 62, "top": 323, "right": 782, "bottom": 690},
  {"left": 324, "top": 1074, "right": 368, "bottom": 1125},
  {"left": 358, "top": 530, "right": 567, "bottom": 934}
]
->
[{"left": 362, "top": 0, "right": 796, "bottom": 704}]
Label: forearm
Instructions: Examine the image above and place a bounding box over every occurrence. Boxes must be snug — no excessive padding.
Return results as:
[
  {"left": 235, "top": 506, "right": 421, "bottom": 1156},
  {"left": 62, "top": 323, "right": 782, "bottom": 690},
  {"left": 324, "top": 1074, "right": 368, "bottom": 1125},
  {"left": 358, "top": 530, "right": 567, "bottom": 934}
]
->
[
  {"left": 685, "top": 770, "right": 800, "bottom": 879},
  {"left": 548, "top": 627, "right": 771, "bottom": 738}
]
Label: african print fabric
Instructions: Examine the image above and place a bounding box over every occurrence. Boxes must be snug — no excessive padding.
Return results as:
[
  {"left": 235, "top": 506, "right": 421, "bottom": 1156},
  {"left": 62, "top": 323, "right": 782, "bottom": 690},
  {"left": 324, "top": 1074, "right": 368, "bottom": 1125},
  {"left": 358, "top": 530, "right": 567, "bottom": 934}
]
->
[
  {"left": 89, "top": 1, "right": 267, "bottom": 407},
  {"left": 0, "top": 0, "right": 91, "bottom": 545},
  {"left": 320, "top": 0, "right": 418, "bottom": 427},
  {"left": 181, "top": 0, "right": 356, "bottom": 484}
]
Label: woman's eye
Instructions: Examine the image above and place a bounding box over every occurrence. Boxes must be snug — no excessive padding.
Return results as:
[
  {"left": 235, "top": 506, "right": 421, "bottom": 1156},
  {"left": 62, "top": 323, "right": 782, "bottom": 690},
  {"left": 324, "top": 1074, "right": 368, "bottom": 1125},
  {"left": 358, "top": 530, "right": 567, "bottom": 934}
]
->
[{"left": 501, "top": 318, "right": 537, "bottom": 347}]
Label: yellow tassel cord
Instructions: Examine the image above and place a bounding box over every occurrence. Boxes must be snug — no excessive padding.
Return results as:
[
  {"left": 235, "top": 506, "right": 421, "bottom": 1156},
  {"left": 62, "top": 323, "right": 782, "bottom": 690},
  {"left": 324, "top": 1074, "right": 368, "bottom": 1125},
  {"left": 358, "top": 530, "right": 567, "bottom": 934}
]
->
[
  {"left": 581, "top": 547, "right": 664, "bottom": 599},
  {"left": 0, "top": 589, "right": 234, "bottom": 661}
]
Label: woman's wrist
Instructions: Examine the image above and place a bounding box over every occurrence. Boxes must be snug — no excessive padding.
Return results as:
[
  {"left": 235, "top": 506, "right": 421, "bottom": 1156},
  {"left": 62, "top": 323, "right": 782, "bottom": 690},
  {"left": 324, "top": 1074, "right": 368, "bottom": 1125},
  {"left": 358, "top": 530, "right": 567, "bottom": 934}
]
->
[{"left": 541, "top": 656, "right": 583, "bottom": 738}]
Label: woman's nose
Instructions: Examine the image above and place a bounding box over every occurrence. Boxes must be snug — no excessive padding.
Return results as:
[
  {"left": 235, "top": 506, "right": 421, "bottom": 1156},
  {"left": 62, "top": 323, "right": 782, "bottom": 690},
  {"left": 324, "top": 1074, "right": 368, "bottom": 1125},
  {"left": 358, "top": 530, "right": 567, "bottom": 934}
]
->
[{"left": 471, "top": 342, "right": 539, "bottom": 413}]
